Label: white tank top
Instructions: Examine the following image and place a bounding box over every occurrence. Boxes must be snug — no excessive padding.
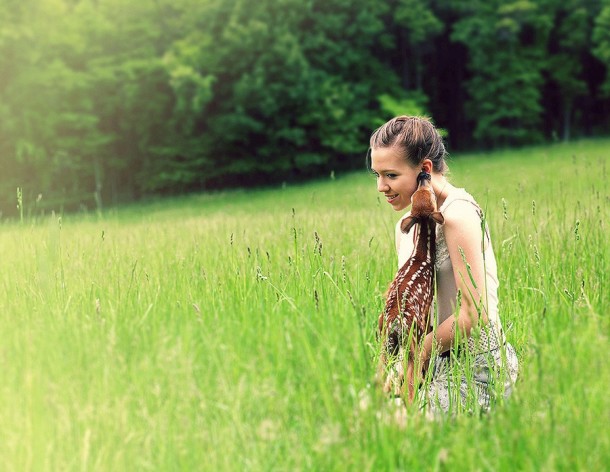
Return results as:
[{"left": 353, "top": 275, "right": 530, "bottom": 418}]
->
[{"left": 396, "top": 188, "right": 504, "bottom": 338}]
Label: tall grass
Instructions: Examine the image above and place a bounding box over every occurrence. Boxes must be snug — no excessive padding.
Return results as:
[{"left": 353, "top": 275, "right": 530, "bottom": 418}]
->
[{"left": 0, "top": 139, "right": 608, "bottom": 470}]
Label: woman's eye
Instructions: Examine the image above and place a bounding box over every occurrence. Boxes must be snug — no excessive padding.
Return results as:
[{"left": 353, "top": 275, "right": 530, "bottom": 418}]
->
[{"left": 387, "top": 174, "right": 397, "bottom": 179}]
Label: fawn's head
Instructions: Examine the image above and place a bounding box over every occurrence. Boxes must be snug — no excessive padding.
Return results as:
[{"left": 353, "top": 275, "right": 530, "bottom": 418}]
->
[{"left": 401, "top": 171, "right": 444, "bottom": 233}]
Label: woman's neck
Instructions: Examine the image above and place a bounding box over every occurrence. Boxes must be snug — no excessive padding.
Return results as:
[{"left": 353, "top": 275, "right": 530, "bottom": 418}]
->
[{"left": 432, "top": 177, "right": 454, "bottom": 209}]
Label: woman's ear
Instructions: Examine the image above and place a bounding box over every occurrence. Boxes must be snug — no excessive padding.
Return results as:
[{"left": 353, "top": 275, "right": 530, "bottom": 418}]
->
[{"left": 420, "top": 159, "right": 433, "bottom": 174}]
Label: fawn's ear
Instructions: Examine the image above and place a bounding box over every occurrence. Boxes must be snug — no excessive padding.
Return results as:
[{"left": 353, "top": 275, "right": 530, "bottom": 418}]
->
[
  {"left": 431, "top": 211, "right": 445, "bottom": 225},
  {"left": 401, "top": 216, "right": 417, "bottom": 234}
]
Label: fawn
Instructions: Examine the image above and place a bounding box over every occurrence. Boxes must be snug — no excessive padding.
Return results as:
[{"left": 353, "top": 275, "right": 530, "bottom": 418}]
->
[{"left": 378, "top": 170, "right": 444, "bottom": 403}]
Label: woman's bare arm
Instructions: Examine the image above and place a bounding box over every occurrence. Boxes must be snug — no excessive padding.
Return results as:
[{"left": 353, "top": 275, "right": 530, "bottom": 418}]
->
[{"left": 420, "top": 200, "right": 489, "bottom": 364}]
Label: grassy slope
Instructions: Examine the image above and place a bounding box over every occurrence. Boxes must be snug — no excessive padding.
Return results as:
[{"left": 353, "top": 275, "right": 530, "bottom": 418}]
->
[{"left": 0, "top": 139, "right": 608, "bottom": 470}]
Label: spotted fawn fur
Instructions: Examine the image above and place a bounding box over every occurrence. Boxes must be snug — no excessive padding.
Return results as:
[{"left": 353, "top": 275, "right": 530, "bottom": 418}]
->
[{"left": 378, "top": 171, "right": 444, "bottom": 403}]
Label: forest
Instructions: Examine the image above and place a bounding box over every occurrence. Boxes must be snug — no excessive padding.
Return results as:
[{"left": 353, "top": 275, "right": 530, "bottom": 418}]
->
[{"left": 1, "top": 0, "right": 609, "bottom": 216}]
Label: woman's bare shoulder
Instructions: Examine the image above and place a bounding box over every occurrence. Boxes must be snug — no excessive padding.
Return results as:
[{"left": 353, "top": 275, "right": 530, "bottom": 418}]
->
[{"left": 441, "top": 193, "right": 482, "bottom": 227}]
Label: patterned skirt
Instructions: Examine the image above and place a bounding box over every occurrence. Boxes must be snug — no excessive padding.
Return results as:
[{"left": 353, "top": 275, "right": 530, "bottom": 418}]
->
[{"left": 421, "top": 323, "right": 519, "bottom": 416}]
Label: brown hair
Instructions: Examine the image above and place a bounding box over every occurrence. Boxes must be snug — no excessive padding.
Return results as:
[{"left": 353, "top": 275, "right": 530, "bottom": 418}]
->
[{"left": 369, "top": 116, "right": 448, "bottom": 173}]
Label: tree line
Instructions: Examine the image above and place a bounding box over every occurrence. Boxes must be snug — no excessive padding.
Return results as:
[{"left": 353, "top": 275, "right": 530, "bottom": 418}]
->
[{"left": 1, "top": 0, "right": 609, "bottom": 217}]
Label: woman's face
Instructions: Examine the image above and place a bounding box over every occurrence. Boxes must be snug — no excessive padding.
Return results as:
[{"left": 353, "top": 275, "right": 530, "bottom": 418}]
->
[{"left": 370, "top": 146, "right": 419, "bottom": 212}]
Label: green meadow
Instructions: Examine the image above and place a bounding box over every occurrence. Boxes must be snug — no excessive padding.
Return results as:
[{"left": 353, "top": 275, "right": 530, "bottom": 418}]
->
[{"left": 1, "top": 139, "right": 608, "bottom": 470}]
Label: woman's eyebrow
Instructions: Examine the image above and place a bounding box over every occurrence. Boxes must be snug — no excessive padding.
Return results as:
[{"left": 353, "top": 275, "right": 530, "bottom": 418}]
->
[{"left": 372, "top": 168, "right": 399, "bottom": 173}]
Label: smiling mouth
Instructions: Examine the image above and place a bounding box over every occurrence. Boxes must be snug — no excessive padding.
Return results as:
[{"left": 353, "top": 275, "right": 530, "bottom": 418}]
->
[{"left": 385, "top": 194, "right": 399, "bottom": 203}]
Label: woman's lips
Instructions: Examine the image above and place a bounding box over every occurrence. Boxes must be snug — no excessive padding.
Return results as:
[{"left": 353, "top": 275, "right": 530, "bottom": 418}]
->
[{"left": 385, "top": 194, "right": 398, "bottom": 203}]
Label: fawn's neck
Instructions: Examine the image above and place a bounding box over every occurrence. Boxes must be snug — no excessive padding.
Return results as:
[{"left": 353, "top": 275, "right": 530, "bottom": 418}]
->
[{"left": 412, "top": 219, "right": 436, "bottom": 263}]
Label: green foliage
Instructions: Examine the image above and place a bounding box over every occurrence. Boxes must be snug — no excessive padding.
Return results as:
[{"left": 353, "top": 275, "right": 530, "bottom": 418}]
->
[
  {"left": 393, "top": 0, "right": 444, "bottom": 90},
  {"left": 543, "top": 0, "right": 599, "bottom": 140},
  {"left": 396, "top": 0, "right": 443, "bottom": 45},
  {"left": 375, "top": 91, "right": 429, "bottom": 127},
  {"left": 450, "top": 0, "right": 554, "bottom": 146},
  {"left": 0, "top": 0, "right": 609, "bottom": 214},
  {"left": 154, "top": 0, "right": 395, "bottom": 189},
  {"left": 593, "top": 0, "right": 610, "bottom": 95},
  {"left": 0, "top": 0, "right": 179, "bottom": 209}
]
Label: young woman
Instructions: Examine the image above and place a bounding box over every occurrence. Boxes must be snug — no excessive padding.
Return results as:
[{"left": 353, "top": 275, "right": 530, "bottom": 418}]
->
[{"left": 369, "top": 116, "right": 518, "bottom": 414}]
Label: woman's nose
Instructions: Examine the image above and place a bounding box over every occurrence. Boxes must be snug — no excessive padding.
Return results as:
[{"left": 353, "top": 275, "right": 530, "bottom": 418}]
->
[{"left": 377, "top": 177, "right": 389, "bottom": 192}]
